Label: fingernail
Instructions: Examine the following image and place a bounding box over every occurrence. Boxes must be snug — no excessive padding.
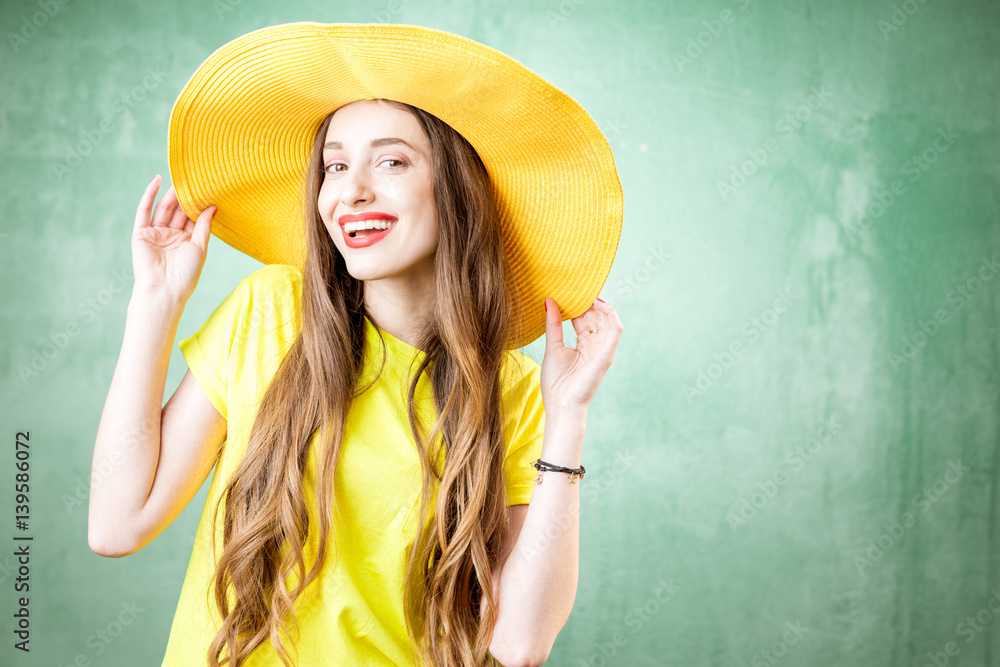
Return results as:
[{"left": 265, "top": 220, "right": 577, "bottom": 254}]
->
[
  {"left": 543, "top": 298, "right": 547, "bottom": 314},
  {"left": 596, "top": 297, "right": 606, "bottom": 303}
]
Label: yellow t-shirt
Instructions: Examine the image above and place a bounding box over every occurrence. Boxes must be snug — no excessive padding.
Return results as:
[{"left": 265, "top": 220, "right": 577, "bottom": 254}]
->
[{"left": 160, "top": 264, "right": 545, "bottom": 666}]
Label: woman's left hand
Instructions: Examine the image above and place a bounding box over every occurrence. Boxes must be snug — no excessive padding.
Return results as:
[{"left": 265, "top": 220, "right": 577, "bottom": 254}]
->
[{"left": 540, "top": 296, "right": 623, "bottom": 412}]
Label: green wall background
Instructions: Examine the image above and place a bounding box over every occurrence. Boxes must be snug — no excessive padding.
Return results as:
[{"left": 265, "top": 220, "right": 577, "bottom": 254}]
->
[{"left": 3, "top": 0, "right": 999, "bottom": 665}]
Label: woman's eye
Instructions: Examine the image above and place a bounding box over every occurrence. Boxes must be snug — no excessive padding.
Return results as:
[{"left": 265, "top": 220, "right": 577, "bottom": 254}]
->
[
  {"left": 322, "top": 159, "right": 407, "bottom": 174},
  {"left": 324, "top": 163, "right": 346, "bottom": 174}
]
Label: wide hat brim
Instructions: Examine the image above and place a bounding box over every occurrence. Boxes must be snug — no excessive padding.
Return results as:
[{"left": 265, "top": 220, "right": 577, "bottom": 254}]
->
[{"left": 168, "top": 22, "right": 623, "bottom": 349}]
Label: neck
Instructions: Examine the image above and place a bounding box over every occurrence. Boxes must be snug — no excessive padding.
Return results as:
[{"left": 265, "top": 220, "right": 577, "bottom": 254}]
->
[{"left": 362, "top": 263, "right": 435, "bottom": 351}]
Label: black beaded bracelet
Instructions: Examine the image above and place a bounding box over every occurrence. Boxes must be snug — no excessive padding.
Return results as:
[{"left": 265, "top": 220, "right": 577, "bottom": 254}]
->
[{"left": 530, "top": 458, "right": 586, "bottom": 484}]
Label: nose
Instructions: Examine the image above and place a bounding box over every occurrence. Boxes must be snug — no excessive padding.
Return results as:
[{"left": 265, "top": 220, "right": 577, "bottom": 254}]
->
[{"left": 339, "top": 164, "right": 374, "bottom": 208}]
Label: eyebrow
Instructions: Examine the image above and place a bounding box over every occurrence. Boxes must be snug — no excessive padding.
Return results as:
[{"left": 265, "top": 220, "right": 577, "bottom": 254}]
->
[{"left": 323, "top": 137, "right": 421, "bottom": 154}]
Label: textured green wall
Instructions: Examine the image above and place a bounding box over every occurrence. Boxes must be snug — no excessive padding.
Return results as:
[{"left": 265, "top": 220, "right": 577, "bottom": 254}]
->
[{"left": 2, "top": 0, "right": 999, "bottom": 665}]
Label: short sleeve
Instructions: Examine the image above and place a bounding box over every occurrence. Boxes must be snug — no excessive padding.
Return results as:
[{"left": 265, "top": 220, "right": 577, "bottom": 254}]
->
[
  {"left": 502, "top": 353, "right": 546, "bottom": 506},
  {"left": 177, "top": 276, "right": 249, "bottom": 421}
]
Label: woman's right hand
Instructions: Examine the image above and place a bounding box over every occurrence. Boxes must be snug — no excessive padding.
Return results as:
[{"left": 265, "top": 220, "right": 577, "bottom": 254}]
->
[{"left": 131, "top": 174, "right": 216, "bottom": 303}]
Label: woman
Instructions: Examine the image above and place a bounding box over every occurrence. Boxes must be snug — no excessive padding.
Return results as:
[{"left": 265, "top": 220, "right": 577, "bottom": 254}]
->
[{"left": 89, "top": 23, "right": 623, "bottom": 667}]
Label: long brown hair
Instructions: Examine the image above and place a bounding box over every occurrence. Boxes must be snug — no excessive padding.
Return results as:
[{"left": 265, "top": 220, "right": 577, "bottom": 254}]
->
[{"left": 204, "top": 98, "right": 520, "bottom": 666}]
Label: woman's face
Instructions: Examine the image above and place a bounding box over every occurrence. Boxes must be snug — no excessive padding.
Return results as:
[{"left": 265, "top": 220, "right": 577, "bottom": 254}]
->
[{"left": 318, "top": 99, "right": 438, "bottom": 284}]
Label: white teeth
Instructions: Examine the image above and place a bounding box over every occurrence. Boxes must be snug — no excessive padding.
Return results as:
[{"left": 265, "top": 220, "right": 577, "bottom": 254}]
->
[{"left": 344, "top": 219, "right": 396, "bottom": 233}]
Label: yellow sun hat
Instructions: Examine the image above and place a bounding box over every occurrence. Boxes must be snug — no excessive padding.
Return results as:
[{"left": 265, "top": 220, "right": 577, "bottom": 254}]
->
[{"left": 168, "top": 21, "right": 623, "bottom": 349}]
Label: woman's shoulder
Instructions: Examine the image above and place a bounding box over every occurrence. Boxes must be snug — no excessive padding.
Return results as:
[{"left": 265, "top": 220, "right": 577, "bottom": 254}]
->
[
  {"left": 500, "top": 349, "right": 542, "bottom": 401},
  {"left": 238, "top": 264, "right": 303, "bottom": 307},
  {"left": 498, "top": 350, "right": 545, "bottom": 456},
  {"left": 240, "top": 263, "right": 303, "bottom": 291},
  {"left": 233, "top": 264, "right": 304, "bottom": 338}
]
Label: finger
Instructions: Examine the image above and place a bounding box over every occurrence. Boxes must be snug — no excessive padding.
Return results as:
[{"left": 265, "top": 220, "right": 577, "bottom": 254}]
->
[
  {"left": 570, "top": 299, "right": 604, "bottom": 337},
  {"left": 544, "top": 297, "right": 564, "bottom": 351},
  {"left": 588, "top": 297, "right": 622, "bottom": 331},
  {"left": 134, "top": 174, "right": 161, "bottom": 235},
  {"left": 151, "top": 185, "right": 179, "bottom": 227},
  {"left": 167, "top": 192, "right": 190, "bottom": 229},
  {"left": 608, "top": 306, "right": 623, "bottom": 333},
  {"left": 190, "top": 205, "right": 216, "bottom": 255},
  {"left": 595, "top": 297, "right": 623, "bottom": 333}
]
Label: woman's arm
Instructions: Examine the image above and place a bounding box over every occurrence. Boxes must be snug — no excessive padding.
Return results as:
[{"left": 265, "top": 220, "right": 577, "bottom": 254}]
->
[
  {"left": 87, "top": 174, "right": 219, "bottom": 557},
  {"left": 486, "top": 294, "right": 621, "bottom": 665},
  {"left": 486, "top": 406, "right": 586, "bottom": 667},
  {"left": 88, "top": 290, "right": 178, "bottom": 555},
  {"left": 88, "top": 290, "right": 226, "bottom": 557}
]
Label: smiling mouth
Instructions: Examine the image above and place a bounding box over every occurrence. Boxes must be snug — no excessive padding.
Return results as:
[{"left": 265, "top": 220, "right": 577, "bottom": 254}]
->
[{"left": 343, "top": 220, "right": 397, "bottom": 238}]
